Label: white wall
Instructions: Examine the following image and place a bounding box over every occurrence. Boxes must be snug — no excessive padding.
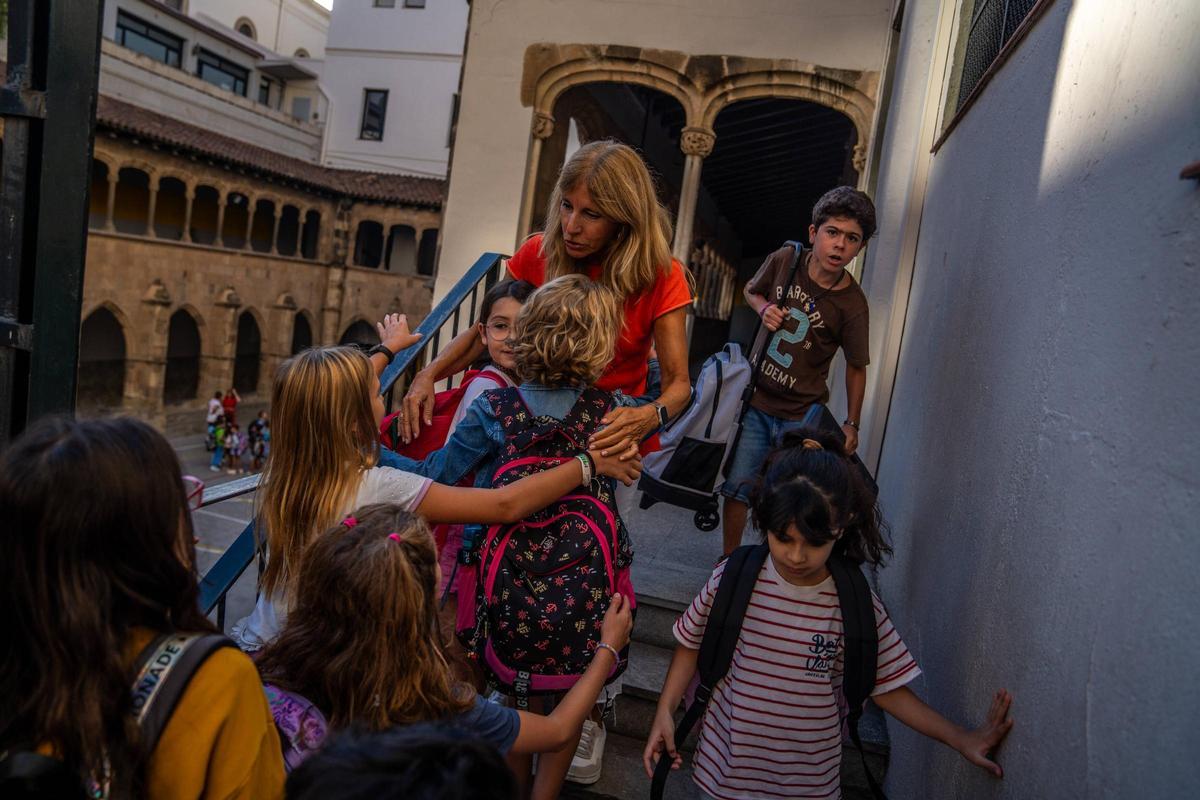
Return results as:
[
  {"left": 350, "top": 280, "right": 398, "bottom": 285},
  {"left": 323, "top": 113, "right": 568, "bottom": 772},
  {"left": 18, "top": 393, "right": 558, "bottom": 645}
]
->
[
  {"left": 101, "top": 0, "right": 326, "bottom": 160},
  {"left": 320, "top": 0, "right": 467, "bottom": 177},
  {"left": 436, "top": 0, "right": 892, "bottom": 295},
  {"left": 186, "top": 0, "right": 330, "bottom": 58},
  {"left": 862, "top": 0, "right": 1200, "bottom": 795}
]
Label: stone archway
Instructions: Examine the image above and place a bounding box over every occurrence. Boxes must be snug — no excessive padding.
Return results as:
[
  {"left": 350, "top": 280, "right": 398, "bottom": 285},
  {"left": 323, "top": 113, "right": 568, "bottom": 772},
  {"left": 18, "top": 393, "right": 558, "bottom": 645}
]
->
[{"left": 519, "top": 44, "right": 877, "bottom": 259}]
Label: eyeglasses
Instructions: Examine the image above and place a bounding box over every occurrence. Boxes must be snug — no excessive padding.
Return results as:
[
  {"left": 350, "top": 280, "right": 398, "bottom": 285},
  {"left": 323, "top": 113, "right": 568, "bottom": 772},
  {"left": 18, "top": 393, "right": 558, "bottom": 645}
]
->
[
  {"left": 182, "top": 475, "right": 205, "bottom": 512},
  {"left": 484, "top": 321, "right": 512, "bottom": 341}
]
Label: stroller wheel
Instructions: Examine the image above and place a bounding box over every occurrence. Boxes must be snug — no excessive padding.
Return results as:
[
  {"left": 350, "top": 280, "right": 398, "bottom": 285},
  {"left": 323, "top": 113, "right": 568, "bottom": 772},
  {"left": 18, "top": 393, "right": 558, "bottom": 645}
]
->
[{"left": 694, "top": 509, "right": 720, "bottom": 531}]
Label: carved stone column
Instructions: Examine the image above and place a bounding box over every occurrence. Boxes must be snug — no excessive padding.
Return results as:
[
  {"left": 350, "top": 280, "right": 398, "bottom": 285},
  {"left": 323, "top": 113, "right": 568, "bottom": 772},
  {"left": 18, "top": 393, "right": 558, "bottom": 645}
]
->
[
  {"left": 181, "top": 186, "right": 195, "bottom": 243},
  {"left": 145, "top": 175, "right": 160, "bottom": 238},
  {"left": 673, "top": 126, "right": 715, "bottom": 263},
  {"left": 269, "top": 205, "right": 282, "bottom": 254},
  {"left": 516, "top": 111, "right": 556, "bottom": 245},
  {"left": 214, "top": 195, "right": 227, "bottom": 247},
  {"left": 104, "top": 173, "right": 118, "bottom": 231},
  {"left": 243, "top": 197, "right": 257, "bottom": 250}
]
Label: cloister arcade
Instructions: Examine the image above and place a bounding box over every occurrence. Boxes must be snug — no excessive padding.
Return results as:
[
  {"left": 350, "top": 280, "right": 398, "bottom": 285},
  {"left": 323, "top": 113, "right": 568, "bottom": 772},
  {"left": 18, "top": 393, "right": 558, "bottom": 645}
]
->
[{"left": 77, "top": 138, "right": 442, "bottom": 427}]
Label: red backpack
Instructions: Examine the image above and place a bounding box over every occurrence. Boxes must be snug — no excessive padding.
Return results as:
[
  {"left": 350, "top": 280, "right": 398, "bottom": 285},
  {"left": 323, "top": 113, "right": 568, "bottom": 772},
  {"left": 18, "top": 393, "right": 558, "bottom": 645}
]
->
[{"left": 379, "top": 369, "right": 506, "bottom": 458}]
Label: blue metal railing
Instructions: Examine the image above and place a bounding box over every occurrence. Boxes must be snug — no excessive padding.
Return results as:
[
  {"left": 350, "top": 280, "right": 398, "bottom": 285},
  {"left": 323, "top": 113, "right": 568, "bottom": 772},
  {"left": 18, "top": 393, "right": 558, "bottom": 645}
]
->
[{"left": 198, "top": 253, "right": 507, "bottom": 623}]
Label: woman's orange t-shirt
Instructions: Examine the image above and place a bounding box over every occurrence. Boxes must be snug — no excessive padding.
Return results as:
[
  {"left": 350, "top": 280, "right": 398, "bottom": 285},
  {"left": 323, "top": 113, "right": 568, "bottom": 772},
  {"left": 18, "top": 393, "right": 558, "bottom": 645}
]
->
[{"left": 506, "top": 234, "right": 692, "bottom": 396}]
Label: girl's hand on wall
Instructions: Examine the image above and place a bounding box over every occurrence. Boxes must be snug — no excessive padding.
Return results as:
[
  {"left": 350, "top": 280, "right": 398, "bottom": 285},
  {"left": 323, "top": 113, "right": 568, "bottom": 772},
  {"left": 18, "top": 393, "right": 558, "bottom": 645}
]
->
[
  {"left": 589, "top": 405, "right": 656, "bottom": 459},
  {"left": 589, "top": 447, "right": 642, "bottom": 486},
  {"left": 376, "top": 313, "right": 422, "bottom": 356},
  {"left": 955, "top": 689, "right": 1014, "bottom": 778}
]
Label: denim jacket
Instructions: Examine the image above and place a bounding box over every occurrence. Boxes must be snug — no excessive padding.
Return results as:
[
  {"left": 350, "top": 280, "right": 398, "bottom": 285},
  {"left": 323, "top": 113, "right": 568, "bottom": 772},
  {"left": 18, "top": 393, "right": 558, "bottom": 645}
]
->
[{"left": 378, "top": 382, "right": 642, "bottom": 487}]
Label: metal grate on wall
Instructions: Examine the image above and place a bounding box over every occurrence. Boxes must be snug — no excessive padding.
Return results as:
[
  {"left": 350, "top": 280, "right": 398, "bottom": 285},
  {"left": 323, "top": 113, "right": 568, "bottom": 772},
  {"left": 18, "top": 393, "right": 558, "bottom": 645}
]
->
[
  {"left": 956, "top": 0, "right": 1039, "bottom": 111},
  {"left": 690, "top": 243, "right": 737, "bottom": 321}
]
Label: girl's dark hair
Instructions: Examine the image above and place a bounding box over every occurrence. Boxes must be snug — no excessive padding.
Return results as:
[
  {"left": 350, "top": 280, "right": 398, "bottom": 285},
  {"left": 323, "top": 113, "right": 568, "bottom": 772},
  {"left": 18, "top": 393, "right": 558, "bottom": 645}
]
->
[
  {"left": 287, "top": 723, "right": 518, "bottom": 800},
  {"left": 479, "top": 279, "right": 535, "bottom": 325},
  {"left": 0, "top": 416, "right": 211, "bottom": 792},
  {"left": 748, "top": 428, "right": 891, "bottom": 565}
]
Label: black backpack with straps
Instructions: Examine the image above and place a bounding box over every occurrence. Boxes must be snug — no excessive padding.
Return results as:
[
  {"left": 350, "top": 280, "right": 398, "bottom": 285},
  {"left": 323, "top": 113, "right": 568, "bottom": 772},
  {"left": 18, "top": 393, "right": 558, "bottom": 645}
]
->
[
  {"left": 0, "top": 632, "right": 234, "bottom": 799},
  {"left": 650, "top": 544, "right": 888, "bottom": 800}
]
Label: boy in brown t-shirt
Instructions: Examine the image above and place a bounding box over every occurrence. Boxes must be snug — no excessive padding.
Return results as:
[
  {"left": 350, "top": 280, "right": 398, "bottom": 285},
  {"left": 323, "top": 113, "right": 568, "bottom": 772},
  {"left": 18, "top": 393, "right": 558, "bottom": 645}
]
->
[{"left": 720, "top": 186, "right": 875, "bottom": 555}]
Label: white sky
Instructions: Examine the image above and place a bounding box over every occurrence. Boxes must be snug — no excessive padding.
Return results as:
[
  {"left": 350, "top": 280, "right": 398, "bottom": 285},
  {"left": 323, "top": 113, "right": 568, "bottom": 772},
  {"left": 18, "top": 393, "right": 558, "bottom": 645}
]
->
[{"left": 314, "top": 0, "right": 333, "bottom": 9}]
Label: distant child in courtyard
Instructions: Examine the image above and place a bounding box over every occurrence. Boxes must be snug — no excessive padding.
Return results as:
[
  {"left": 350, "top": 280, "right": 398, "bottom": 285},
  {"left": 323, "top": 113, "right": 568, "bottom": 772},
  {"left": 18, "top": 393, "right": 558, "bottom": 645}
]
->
[
  {"left": 206, "top": 390, "right": 224, "bottom": 450},
  {"left": 225, "top": 423, "right": 245, "bottom": 474},
  {"left": 222, "top": 387, "right": 240, "bottom": 425},
  {"left": 249, "top": 411, "right": 270, "bottom": 471},
  {"left": 255, "top": 504, "right": 632, "bottom": 774},
  {"left": 644, "top": 429, "right": 1014, "bottom": 798},
  {"left": 229, "top": 344, "right": 640, "bottom": 652},
  {"left": 209, "top": 417, "right": 227, "bottom": 473},
  {"left": 721, "top": 186, "right": 877, "bottom": 555}
]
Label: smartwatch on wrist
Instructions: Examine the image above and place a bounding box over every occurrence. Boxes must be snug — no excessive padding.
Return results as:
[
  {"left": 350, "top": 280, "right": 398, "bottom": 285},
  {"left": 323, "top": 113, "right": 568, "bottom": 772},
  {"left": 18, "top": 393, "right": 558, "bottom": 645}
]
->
[
  {"left": 368, "top": 344, "right": 395, "bottom": 361},
  {"left": 651, "top": 401, "right": 669, "bottom": 430}
]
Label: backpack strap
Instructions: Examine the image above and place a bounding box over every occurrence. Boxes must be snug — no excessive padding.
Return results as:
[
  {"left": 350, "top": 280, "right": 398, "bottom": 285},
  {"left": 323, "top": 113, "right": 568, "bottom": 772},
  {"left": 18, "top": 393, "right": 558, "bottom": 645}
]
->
[
  {"left": 131, "top": 633, "right": 235, "bottom": 754},
  {"left": 828, "top": 555, "right": 887, "bottom": 800},
  {"left": 650, "top": 543, "right": 769, "bottom": 800}
]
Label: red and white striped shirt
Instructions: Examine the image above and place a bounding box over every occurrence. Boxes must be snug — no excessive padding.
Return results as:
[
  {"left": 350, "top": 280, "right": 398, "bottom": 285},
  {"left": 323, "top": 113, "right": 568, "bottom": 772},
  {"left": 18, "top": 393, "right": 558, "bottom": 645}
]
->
[{"left": 673, "top": 556, "right": 919, "bottom": 799}]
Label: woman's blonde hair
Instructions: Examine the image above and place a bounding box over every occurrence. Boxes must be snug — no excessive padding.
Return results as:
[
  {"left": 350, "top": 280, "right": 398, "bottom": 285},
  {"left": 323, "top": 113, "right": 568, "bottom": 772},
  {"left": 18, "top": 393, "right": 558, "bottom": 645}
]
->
[
  {"left": 258, "top": 346, "right": 379, "bottom": 598},
  {"left": 511, "top": 275, "right": 621, "bottom": 387},
  {"left": 256, "top": 504, "right": 473, "bottom": 729},
  {"left": 540, "top": 140, "right": 675, "bottom": 299}
]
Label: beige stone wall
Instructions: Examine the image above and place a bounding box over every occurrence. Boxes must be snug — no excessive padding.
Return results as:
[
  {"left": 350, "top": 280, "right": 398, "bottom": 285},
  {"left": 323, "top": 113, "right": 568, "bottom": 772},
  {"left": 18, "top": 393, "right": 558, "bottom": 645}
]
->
[{"left": 80, "top": 139, "right": 436, "bottom": 427}]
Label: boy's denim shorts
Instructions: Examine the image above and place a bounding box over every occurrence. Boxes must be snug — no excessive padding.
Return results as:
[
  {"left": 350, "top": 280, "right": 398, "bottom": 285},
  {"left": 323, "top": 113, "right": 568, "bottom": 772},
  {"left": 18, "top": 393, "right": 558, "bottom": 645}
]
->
[{"left": 719, "top": 405, "right": 812, "bottom": 504}]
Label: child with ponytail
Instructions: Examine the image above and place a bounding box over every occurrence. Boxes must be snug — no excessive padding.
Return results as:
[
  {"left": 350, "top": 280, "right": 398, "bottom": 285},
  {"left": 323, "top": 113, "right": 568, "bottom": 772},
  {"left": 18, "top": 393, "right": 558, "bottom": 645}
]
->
[
  {"left": 255, "top": 504, "right": 632, "bottom": 773},
  {"left": 644, "top": 428, "right": 1014, "bottom": 799}
]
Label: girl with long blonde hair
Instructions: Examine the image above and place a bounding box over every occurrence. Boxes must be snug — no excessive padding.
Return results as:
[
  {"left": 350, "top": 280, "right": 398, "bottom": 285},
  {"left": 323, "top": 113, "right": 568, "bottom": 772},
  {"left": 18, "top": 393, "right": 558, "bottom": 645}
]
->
[
  {"left": 402, "top": 139, "right": 693, "bottom": 464},
  {"left": 231, "top": 344, "right": 641, "bottom": 652},
  {"left": 255, "top": 504, "right": 633, "bottom": 773}
]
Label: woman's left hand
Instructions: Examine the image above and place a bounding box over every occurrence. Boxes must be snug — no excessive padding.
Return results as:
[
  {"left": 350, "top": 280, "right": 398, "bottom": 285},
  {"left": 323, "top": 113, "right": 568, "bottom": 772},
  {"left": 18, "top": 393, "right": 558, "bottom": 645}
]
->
[{"left": 589, "top": 405, "right": 657, "bottom": 460}]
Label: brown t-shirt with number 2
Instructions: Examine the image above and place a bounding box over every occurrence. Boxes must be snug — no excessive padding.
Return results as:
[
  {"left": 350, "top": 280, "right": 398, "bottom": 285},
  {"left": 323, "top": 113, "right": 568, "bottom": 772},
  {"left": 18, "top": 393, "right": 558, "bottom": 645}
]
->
[{"left": 746, "top": 244, "right": 870, "bottom": 419}]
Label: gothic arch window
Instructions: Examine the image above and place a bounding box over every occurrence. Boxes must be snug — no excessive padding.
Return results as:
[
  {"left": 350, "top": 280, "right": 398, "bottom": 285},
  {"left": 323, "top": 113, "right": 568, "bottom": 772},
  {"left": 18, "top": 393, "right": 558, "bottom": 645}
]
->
[
  {"left": 164, "top": 309, "right": 202, "bottom": 404},
  {"left": 78, "top": 307, "right": 126, "bottom": 411},
  {"left": 234, "top": 311, "right": 263, "bottom": 394},
  {"left": 291, "top": 312, "right": 314, "bottom": 354}
]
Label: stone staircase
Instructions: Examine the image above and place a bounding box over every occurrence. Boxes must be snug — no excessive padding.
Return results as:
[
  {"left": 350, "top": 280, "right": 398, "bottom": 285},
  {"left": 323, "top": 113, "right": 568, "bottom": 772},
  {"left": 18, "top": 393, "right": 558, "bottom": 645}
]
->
[{"left": 562, "top": 495, "right": 890, "bottom": 799}]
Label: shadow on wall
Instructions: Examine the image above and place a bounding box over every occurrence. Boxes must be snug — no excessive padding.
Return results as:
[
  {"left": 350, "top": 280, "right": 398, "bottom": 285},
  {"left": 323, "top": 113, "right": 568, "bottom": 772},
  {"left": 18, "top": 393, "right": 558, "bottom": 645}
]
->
[{"left": 880, "top": 0, "right": 1200, "bottom": 796}]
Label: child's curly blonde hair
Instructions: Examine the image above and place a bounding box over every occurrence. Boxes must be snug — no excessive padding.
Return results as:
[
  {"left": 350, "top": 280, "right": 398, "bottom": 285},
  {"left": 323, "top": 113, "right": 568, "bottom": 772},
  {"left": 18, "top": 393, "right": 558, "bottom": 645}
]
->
[{"left": 511, "top": 275, "right": 621, "bottom": 387}]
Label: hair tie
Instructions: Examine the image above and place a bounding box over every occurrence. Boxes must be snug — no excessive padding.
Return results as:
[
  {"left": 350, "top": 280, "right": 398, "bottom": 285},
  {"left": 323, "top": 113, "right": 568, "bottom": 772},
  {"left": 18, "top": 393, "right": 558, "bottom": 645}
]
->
[
  {"left": 388, "top": 533, "right": 403, "bottom": 543},
  {"left": 801, "top": 439, "right": 823, "bottom": 451},
  {"left": 342, "top": 516, "right": 358, "bottom": 528}
]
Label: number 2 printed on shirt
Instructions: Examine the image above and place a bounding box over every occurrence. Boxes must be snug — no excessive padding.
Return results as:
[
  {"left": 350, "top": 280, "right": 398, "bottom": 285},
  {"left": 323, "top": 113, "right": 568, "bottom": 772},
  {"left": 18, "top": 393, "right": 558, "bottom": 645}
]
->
[{"left": 766, "top": 307, "right": 811, "bottom": 369}]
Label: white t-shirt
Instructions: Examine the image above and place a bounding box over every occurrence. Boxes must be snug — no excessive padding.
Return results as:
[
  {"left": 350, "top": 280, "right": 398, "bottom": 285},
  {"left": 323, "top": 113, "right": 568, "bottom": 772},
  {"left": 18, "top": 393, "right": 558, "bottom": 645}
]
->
[
  {"left": 231, "top": 466, "right": 432, "bottom": 651},
  {"left": 447, "top": 365, "right": 515, "bottom": 434},
  {"left": 674, "top": 556, "right": 920, "bottom": 800},
  {"left": 206, "top": 398, "right": 223, "bottom": 423}
]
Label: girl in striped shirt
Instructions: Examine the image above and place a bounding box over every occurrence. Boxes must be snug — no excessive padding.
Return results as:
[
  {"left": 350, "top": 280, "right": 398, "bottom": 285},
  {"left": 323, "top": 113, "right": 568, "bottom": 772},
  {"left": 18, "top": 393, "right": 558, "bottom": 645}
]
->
[{"left": 643, "top": 429, "right": 1013, "bottom": 799}]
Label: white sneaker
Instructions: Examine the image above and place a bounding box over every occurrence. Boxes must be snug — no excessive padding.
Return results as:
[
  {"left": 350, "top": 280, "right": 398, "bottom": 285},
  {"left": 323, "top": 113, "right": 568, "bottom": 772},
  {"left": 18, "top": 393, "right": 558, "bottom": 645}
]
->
[{"left": 566, "top": 718, "right": 605, "bottom": 785}]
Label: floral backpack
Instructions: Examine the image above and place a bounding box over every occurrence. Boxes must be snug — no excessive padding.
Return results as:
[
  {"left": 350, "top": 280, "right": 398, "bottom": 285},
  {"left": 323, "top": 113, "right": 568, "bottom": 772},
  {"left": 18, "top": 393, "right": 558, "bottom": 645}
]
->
[
  {"left": 459, "top": 386, "right": 635, "bottom": 708},
  {"left": 263, "top": 684, "right": 329, "bottom": 773}
]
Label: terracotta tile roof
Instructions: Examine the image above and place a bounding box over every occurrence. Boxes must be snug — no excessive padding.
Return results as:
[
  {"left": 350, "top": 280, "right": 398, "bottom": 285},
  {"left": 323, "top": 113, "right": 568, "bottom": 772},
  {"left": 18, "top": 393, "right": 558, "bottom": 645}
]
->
[{"left": 95, "top": 95, "right": 445, "bottom": 208}]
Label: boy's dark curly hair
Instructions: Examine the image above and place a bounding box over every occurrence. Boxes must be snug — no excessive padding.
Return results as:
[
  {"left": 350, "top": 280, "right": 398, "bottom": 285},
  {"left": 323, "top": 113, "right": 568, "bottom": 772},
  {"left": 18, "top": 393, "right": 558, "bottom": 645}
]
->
[{"left": 812, "top": 186, "right": 878, "bottom": 240}]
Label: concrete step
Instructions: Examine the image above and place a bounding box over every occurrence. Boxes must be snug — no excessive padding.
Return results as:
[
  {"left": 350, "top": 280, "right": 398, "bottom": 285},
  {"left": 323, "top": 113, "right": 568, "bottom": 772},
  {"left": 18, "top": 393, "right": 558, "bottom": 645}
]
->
[
  {"left": 562, "top": 731, "right": 700, "bottom": 800},
  {"left": 632, "top": 591, "right": 686, "bottom": 651}
]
